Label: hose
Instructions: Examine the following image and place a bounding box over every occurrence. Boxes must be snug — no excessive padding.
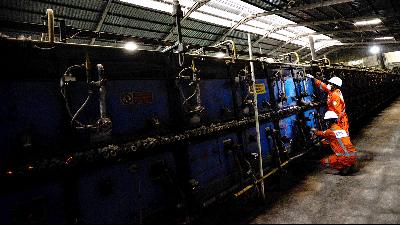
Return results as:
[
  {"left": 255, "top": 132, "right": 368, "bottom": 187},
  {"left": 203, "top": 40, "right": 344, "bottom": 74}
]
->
[{"left": 71, "top": 91, "right": 93, "bottom": 128}]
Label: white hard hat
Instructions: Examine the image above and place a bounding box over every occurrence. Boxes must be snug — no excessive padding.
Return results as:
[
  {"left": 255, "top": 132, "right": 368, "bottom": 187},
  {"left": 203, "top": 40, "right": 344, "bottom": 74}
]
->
[
  {"left": 328, "top": 77, "right": 342, "bottom": 87},
  {"left": 324, "top": 111, "right": 338, "bottom": 120}
]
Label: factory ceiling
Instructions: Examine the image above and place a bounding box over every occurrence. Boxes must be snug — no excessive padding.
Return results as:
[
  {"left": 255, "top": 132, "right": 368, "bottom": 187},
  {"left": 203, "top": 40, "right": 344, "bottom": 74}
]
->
[{"left": 0, "top": 0, "right": 399, "bottom": 60}]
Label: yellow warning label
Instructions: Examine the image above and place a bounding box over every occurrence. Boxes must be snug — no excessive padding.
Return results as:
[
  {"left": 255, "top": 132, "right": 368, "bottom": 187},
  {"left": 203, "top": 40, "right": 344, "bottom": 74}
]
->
[{"left": 255, "top": 83, "right": 266, "bottom": 95}]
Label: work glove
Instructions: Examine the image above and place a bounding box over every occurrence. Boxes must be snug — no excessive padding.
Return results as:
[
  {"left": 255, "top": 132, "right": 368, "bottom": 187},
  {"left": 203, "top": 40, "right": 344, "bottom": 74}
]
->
[
  {"left": 306, "top": 74, "right": 314, "bottom": 79},
  {"left": 310, "top": 128, "right": 317, "bottom": 133}
]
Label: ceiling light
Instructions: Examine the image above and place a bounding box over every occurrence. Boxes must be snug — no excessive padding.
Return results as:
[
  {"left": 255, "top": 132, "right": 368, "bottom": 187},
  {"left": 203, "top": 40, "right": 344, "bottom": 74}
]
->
[
  {"left": 124, "top": 42, "right": 138, "bottom": 51},
  {"left": 374, "top": 37, "right": 395, "bottom": 40},
  {"left": 354, "top": 18, "right": 382, "bottom": 26},
  {"left": 369, "top": 45, "right": 381, "bottom": 54}
]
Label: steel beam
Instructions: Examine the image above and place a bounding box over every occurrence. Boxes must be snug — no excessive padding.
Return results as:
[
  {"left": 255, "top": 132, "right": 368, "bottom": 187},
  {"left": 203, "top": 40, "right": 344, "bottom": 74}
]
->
[
  {"left": 212, "top": 0, "right": 354, "bottom": 45},
  {"left": 268, "top": 26, "right": 393, "bottom": 55},
  {"left": 90, "top": 0, "right": 113, "bottom": 45},
  {"left": 303, "top": 41, "right": 400, "bottom": 58},
  {"left": 252, "top": 15, "right": 384, "bottom": 47}
]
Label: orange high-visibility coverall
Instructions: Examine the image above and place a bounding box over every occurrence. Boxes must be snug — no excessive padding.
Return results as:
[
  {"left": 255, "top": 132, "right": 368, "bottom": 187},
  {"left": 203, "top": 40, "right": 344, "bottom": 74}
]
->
[
  {"left": 315, "top": 79, "right": 349, "bottom": 133},
  {"left": 316, "top": 124, "right": 357, "bottom": 170}
]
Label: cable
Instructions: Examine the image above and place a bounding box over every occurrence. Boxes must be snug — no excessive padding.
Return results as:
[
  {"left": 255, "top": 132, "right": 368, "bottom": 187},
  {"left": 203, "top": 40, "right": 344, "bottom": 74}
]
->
[{"left": 71, "top": 91, "right": 93, "bottom": 128}]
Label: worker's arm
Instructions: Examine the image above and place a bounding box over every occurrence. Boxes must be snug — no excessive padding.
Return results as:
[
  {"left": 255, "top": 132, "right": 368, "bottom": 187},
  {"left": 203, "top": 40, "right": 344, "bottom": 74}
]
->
[
  {"left": 315, "top": 79, "right": 330, "bottom": 93},
  {"left": 315, "top": 129, "right": 335, "bottom": 139}
]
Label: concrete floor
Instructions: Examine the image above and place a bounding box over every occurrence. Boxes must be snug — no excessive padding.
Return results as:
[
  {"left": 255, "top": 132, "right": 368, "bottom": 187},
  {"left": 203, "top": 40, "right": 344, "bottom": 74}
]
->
[{"left": 251, "top": 98, "right": 400, "bottom": 224}]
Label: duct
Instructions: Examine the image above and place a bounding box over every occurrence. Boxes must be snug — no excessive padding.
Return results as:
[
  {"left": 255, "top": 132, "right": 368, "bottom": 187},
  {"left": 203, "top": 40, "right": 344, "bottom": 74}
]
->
[{"left": 212, "top": 0, "right": 355, "bottom": 45}]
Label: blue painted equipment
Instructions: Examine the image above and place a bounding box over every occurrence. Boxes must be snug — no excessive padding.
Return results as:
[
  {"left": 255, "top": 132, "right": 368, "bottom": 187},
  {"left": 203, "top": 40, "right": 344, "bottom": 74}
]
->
[{"left": 1, "top": 38, "right": 400, "bottom": 224}]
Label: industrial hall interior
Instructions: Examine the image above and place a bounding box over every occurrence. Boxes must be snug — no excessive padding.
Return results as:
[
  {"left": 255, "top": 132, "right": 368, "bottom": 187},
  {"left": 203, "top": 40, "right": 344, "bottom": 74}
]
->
[{"left": 1, "top": 0, "right": 400, "bottom": 224}]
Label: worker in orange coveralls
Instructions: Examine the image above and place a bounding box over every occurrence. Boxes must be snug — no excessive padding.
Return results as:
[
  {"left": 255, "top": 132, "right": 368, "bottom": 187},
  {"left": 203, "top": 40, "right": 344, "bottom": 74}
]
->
[
  {"left": 311, "top": 111, "right": 358, "bottom": 175},
  {"left": 306, "top": 74, "right": 350, "bottom": 134}
]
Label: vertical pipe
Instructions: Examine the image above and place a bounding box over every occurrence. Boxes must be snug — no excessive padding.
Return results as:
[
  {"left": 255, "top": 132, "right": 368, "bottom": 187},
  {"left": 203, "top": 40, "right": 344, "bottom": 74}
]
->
[
  {"left": 97, "top": 64, "right": 107, "bottom": 119},
  {"left": 59, "top": 19, "right": 67, "bottom": 43},
  {"left": 173, "top": 0, "right": 183, "bottom": 44},
  {"left": 248, "top": 33, "right": 265, "bottom": 200},
  {"left": 41, "top": 21, "right": 46, "bottom": 41},
  {"left": 309, "top": 35, "right": 316, "bottom": 61},
  {"left": 47, "top": 9, "right": 55, "bottom": 43}
]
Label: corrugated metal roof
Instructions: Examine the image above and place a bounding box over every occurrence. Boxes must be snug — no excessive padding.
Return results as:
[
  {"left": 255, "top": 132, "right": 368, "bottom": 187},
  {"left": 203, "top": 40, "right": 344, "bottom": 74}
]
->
[
  {"left": 109, "top": 2, "right": 172, "bottom": 25},
  {"left": 0, "top": 0, "right": 398, "bottom": 60}
]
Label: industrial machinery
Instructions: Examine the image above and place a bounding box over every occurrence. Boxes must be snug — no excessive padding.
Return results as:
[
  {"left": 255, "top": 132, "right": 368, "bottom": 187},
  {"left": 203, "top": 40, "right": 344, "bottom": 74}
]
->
[{"left": 0, "top": 34, "right": 399, "bottom": 224}]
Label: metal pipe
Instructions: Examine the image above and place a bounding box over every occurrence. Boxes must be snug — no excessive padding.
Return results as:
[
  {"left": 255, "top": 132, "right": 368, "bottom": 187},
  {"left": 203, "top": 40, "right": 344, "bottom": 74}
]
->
[
  {"left": 97, "top": 64, "right": 107, "bottom": 119},
  {"left": 279, "top": 52, "right": 300, "bottom": 64},
  {"left": 309, "top": 36, "right": 316, "bottom": 60},
  {"left": 41, "top": 21, "right": 46, "bottom": 42},
  {"left": 211, "top": 40, "right": 237, "bottom": 62},
  {"left": 248, "top": 33, "right": 265, "bottom": 200},
  {"left": 234, "top": 150, "right": 310, "bottom": 197},
  {"left": 46, "top": 9, "right": 55, "bottom": 43},
  {"left": 173, "top": 0, "right": 183, "bottom": 44}
]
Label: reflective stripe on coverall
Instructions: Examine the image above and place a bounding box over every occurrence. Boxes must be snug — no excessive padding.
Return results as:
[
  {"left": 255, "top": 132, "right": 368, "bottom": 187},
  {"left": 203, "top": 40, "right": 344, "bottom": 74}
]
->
[
  {"left": 315, "top": 79, "right": 350, "bottom": 133},
  {"left": 316, "top": 124, "right": 357, "bottom": 170}
]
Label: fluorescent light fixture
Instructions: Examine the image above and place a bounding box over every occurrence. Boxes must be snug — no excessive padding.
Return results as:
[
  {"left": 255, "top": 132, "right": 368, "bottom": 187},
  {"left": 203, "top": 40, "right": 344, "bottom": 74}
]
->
[
  {"left": 354, "top": 18, "right": 382, "bottom": 26},
  {"left": 369, "top": 45, "right": 381, "bottom": 54},
  {"left": 374, "top": 37, "right": 395, "bottom": 40},
  {"left": 124, "top": 42, "right": 138, "bottom": 51},
  {"left": 215, "top": 52, "right": 226, "bottom": 58},
  {"left": 120, "top": 0, "right": 172, "bottom": 13}
]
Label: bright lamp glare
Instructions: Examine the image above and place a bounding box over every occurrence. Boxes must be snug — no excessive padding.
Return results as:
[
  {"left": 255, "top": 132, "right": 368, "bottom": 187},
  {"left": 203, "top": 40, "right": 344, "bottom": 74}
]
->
[
  {"left": 354, "top": 18, "right": 382, "bottom": 26},
  {"left": 215, "top": 52, "right": 226, "bottom": 58},
  {"left": 124, "top": 42, "right": 138, "bottom": 51},
  {"left": 374, "top": 37, "right": 394, "bottom": 40},
  {"left": 369, "top": 46, "right": 381, "bottom": 54}
]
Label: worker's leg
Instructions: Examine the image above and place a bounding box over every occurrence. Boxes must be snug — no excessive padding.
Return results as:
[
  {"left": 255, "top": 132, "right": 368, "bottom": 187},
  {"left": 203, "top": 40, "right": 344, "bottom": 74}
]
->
[
  {"left": 338, "top": 114, "right": 350, "bottom": 134},
  {"left": 320, "top": 155, "right": 341, "bottom": 170},
  {"left": 338, "top": 156, "right": 358, "bottom": 175},
  {"left": 321, "top": 155, "right": 359, "bottom": 175}
]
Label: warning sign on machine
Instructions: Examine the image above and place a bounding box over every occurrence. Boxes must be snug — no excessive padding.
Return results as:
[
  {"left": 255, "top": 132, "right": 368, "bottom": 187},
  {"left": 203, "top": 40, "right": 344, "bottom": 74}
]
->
[
  {"left": 255, "top": 83, "right": 266, "bottom": 95},
  {"left": 121, "top": 91, "right": 153, "bottom": 105}
]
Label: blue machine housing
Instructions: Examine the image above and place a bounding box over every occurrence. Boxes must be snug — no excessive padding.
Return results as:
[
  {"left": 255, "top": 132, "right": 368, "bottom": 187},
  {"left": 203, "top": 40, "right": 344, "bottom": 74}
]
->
[{"left": 0, "top": 39, "right": 325, "bottom": 223}]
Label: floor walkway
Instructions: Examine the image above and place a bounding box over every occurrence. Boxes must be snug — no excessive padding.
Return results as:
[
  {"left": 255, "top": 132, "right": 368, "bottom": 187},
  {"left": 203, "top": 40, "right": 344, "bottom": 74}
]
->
[{"left": 251, "top": 98, "right": 400, "bottom": 224}]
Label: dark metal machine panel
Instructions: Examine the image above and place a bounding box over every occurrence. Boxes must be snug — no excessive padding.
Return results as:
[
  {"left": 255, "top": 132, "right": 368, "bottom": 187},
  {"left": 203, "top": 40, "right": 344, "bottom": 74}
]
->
[
  {"left": 0, "top": 182, "right": 67, "bottom": 224},
  {"left": 107, "top": 80, "right": 171, "bottom": 136},
  {"left": 77, "top": 152, "right": 178, "bottom": 224},
  {"left": 200, "top": 80, "right": 235, "bottom": 123}
]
